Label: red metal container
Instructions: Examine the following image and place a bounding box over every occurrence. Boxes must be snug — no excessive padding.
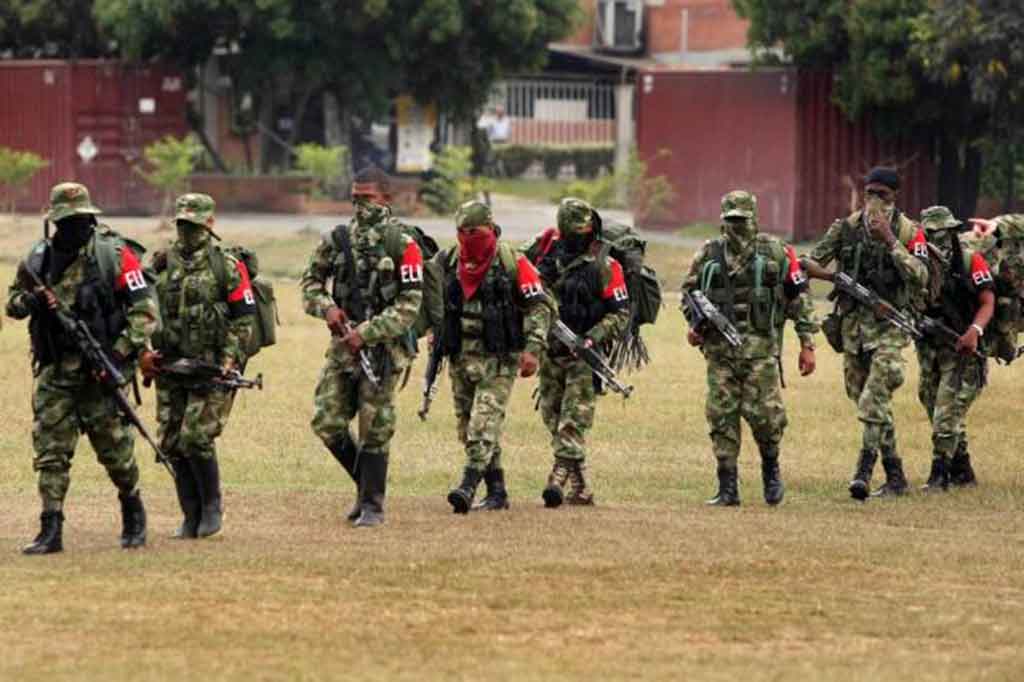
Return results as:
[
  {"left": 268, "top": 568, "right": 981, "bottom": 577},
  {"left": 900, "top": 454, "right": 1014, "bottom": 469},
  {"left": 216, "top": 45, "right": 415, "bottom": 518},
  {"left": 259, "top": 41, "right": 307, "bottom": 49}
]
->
[
  {"left": 0, "top": 60, "right": 187, "bottom": 215},
  {"left": 636, "top": 68, "right": 937, "bottom": 240}
]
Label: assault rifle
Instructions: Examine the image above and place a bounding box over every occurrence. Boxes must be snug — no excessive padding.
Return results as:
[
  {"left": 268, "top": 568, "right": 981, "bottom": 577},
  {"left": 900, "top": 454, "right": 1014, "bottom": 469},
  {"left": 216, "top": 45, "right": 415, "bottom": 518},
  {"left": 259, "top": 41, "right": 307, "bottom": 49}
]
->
[
  {"left": 831, "top": 272, "right": 922, "bottom": 339},
  {"left": 681, "top": 289, "right": 742, "bottom": 348},
  {"left": 332, "top": 320, "right": 381, "bottom": 390},
  {"left": 418, "top": 334, "right": 445, "bottom": 421},
  {"left": 21, "top": 263, "right": 175, "bottom": 480},
  {"left": 158, "top": 358, "right": 264, "bottom": 390},
  {"left": 551, "top": 320, "right": 634, "bottom": 398},
  {"left": 917, "top": 316, "right": 985, "bottom": 360}
]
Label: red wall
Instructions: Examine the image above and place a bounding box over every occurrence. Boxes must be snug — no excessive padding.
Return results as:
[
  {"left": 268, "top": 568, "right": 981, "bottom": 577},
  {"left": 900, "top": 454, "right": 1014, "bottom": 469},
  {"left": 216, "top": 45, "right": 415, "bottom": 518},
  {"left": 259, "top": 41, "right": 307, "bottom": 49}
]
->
[{"left": 0, "top": 60, "right": 187, "bottom": 214}]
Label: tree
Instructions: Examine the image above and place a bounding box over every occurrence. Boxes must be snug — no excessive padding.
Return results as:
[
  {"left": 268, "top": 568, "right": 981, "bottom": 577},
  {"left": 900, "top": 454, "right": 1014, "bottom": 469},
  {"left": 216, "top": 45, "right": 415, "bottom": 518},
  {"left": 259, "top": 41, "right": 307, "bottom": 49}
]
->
[
  {"left": 0, "top": 0, "right": 110, "bottom": 58},
  {"left": 135, "top": 134, "right": 203, "bottom": 223},
  {"left": 0, "top": 146, "right": 48, "bottom": 215},
  {"left": 732, "top": 0, "right": 1000, "bottom": 217}
]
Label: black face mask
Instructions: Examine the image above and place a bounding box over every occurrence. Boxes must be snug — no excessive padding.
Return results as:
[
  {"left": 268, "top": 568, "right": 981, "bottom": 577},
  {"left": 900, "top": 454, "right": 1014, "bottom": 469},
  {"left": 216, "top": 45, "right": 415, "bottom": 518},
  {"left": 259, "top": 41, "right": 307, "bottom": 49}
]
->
[
  {"left": 561, "top": 231, "right": 593, "bottom": 257},
  {"left": 52, "top": 215, "right": 96, "bottom": 253}
]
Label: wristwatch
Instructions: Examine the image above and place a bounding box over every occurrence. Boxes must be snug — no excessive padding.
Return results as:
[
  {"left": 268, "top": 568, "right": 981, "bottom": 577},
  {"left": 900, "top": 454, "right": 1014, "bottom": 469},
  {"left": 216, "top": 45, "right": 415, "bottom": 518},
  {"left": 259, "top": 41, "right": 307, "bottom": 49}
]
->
[{"left": 971, "top": 323, "right": 984, "bottom": 337}]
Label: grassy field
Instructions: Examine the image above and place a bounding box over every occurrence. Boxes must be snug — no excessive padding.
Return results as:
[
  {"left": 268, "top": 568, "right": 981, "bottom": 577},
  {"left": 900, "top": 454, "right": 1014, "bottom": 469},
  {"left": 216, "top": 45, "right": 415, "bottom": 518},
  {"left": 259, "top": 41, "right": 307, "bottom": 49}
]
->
[{"left": 1, "top": 217, "right": 1023, "bottom": 681}]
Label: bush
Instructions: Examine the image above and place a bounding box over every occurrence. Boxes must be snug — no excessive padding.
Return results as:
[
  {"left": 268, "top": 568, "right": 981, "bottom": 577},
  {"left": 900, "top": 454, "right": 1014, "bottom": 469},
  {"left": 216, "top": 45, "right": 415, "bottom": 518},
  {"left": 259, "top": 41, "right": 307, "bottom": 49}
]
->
[
  {"left": 421, "top": 146, "right": 484, "bottom": 215},
  {"left": 136, "top": 134, "right": 203, "bottom": 220},
  {"left": 0, "top": 147, "right": 49, "bottom": 214},
  {"left": 493, "top": 144, "right": 614, "bottom": 180},
  {"left": 294, "top": 144, "right": 349, "bottom": 199}
]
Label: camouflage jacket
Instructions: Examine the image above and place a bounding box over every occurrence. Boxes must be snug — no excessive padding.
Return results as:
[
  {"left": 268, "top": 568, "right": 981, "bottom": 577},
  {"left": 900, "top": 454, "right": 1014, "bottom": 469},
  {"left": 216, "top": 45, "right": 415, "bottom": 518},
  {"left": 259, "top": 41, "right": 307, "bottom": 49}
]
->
[
  {"left": 151, "top": 243, "right": 256, "bottom": 365},
  {"left": 808, "top": 210, "right": 929, "bottom": 353},
  {"left": 300, "top": 217, "right": 423, "bottom": 365},
  {"left": 6, "top": 225, "right": 160, "bottom": 371},
  {"left": 684, "top": 233, "right": 818, "bottom": 359}
]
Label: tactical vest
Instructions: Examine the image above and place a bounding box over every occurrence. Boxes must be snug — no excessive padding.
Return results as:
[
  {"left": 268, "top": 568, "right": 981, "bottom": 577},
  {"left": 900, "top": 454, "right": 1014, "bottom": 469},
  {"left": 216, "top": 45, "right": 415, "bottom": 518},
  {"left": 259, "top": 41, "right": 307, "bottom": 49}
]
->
[
  {"left": 538, "top": 242, "right": 610, "bottom": 336},
  {"left": 928, "top": 242, "right": 981, "bottom": 337},
  {"left": 329, "top": 222, "right": 403, "bottom": 324},
  {"left": 699, "top": 236, "right": 785, "bottom": 337},
  {"left": 26, "top": 234, "right": 128, "bottom": 368},
  {"left": 154, "top": 246, "right": 231, "bottom": 358},
  {"left": 441, "top": 245, "right": 526, "bottom": 357},
  {"left": 836, "top": 211, "right": 915, "bottom": 309}
]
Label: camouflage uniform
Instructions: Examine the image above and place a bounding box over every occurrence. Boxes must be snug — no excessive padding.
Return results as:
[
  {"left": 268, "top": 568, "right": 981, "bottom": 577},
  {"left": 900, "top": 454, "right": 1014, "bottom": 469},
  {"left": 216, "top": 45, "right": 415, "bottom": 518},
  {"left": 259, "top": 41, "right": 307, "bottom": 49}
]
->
[
  {"left": 301, "top": 200, "right": 423, "bottom": 526},
  {"left": 426, "top": 201, "right": 554, "bottom": 512},
  {"left": 914, "top": 206, "right": 994, "bottom": 491},
  {"left": 151, "top": 194, "right": 256, "bottom": 538},
  {"left": 524, "top": 198, "right": 630, "bottom": 507},
  {"left": 973, "top": 215, "right": 1024, "bottom": 364},
  {"left": 5, "top": 183, "right": 160, "bottom": 553},
  {"left": 683, "top": 191, "right": 819, "bottom": 506},
  {"left": 808, "top": 190, "right": 929, "bottom": 500}
]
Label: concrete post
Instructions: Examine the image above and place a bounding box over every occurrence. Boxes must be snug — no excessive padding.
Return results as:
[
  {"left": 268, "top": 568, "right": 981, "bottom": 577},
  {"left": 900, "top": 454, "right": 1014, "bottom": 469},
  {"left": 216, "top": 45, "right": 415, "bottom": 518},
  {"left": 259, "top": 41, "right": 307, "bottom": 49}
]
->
[
  {"left": 200, "top": 58, "right": 220, "bottom": 156},
  {"left": 614, "top": 83, "right": 635, "bottom": 206}
]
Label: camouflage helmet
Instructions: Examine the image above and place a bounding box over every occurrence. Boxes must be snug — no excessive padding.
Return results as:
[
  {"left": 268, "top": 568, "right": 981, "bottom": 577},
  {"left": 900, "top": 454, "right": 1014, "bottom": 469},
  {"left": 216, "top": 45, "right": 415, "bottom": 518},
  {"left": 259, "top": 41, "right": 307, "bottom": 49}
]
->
[
  {"left": 920, "top": 205, "right": 961, "bottom": 232},
  {"left": 174, "top": 193, "right": 216, "bottom": 228},
  {"left": 557, "top": 197, "right": 594, "bottom": 234},
  {"left": 455, "top": 200, "right": 493, "bottom": 229},
  {"left": 46, "top": 182, "right": 102, "bottom": 222},
  {"left": 721, "top": 190, "right": 757, "bottom": 221},
  {"left": 998, "top": 216, "right": 1024, "bottom": 241}
]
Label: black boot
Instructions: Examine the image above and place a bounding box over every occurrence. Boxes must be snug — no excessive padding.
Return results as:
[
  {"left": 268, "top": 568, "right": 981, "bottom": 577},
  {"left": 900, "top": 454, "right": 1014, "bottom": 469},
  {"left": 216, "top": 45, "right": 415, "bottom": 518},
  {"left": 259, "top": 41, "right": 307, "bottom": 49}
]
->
[
  {"left": 871, "top": 453, "right": 908, "bottom": 498},
  {"left": 949, "top": 444, "right": 977, "bottom": 487},
  {"left": 759, "top": 444, "right": 784, "bottom": 506},
  {"left": 922, "top": 455, "right": 950, "bottom": 492},
  {"left": 328, "top": 436, "right": 362, "bottom": 521},
  {"left": 191, "top": 456, "right": 223, "bottom": 537},
  {"left": 849, "top": 449, "right": 877, "bottom": 501},
  {"left": 448, "top": 467, "right": 484, "bottom": 514},
  {"left": 472, "top": 468, "right": 510, "bottom": 511},
  {"left": 171, "top": 458, "right": 201, "bottom": 539},
  {"left": 706, "top": 464, "right": 740, "bottom": 506},
  {"left": 118, "top": 491, "right": 147, "bottom": 549},
  {"left": 353, "top": 453, "right": 388, "bottom": 528},
  {"left": 542, "top": 457, "right": 573, "bottom": 508},
  {"left": 22, "top": 511, "right": 64, "bottom": 555}
]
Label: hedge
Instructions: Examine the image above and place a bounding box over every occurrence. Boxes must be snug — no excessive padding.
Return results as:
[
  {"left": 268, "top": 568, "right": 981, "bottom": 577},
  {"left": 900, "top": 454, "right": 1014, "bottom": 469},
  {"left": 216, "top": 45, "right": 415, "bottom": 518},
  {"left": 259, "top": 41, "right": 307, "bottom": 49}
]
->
[{"left": 492, "top": 144, "right": 614, "bottom": 180}]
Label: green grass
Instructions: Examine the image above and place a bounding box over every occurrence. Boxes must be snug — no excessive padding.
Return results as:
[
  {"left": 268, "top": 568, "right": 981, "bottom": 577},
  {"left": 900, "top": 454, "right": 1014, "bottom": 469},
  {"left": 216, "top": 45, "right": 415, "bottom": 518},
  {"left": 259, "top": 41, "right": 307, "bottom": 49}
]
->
[
  {"left": 489, "top": 178, "right": 565, "bottom": 203},
  {"left": 1, "top": 219, "right": 1023, "bottom": 680}
]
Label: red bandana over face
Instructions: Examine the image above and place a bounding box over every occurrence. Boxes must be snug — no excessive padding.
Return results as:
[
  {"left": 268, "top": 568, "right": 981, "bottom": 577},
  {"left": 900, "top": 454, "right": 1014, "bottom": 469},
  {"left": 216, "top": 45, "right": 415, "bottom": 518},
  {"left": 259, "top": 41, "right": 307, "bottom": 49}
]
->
[{"left": 457, "top": 228, "right": 498, "bottom": 300}]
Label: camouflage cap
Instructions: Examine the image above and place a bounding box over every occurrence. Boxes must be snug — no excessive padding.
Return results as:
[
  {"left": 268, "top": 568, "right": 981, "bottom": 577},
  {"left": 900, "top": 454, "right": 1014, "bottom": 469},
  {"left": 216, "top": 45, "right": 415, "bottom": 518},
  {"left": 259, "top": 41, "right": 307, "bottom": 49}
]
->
[
  {"left": 997, "top": 216, "right": 1024, "bottom": 241},
  {"left": 455, "top": 200, "right": 493, "bottom": 229},
  {"left": 920, "top": 205, "right": 961, "bottom": 232},
  {"left": 721, "top": 190, "right": 757, "bottom": 220},
  {"left": 46, "top": 182, "right": 102, "bottom": 222},
  {"left": 557, "top": 197, "right": 593, "bottom": 233},
  {"left": 174, "top": 193, "right": 216, "bottom": 227}
]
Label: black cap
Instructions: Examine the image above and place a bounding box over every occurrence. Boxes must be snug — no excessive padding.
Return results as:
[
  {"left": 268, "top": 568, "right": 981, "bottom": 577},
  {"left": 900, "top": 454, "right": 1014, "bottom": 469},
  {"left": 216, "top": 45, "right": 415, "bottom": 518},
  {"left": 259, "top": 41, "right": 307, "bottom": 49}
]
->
[{"left": 864, "top": 167, "right": 900, "bottom": 191}]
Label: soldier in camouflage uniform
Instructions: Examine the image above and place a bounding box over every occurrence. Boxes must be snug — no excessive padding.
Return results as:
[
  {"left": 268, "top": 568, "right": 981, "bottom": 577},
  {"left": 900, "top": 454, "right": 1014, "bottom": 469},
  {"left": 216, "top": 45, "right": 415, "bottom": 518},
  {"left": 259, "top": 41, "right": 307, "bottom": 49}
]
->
[
  {"left": 911, "top": 206, "right": 994, "bottom": 493},
  {"left": 5, "top": 182, "right": 160, "bottom": 554},
  {"left": 804, "top": 168, "right": 930, "bottom": 501},
  {"left": 968, "top": 213, "right": 1024, "bottom": 366},
  {"left": 142, "top": 194, "right": 256, "bottom": 538},
  {"left": 301, "top": 169, "right": 424, "bottom": 528},
  {"left": 522, "top": 198, "right": 630, "bottom": 508},
  {"left": 683, "top": 191, "right": 819, "bottom": 506},
  {"left": 425, "top": 201, "right": 554, "bottom": 513}
]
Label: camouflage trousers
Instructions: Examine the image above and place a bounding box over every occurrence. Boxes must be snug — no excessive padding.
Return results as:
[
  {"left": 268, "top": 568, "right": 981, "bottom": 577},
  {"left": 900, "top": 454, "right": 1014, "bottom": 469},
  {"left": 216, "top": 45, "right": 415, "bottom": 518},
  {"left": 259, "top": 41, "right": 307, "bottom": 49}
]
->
[
  {"left": 704, "top": 353, "right": 787, "bottom": 469},
  {"left": 539, "top": 354, "right": 595, "bottom": 462},
  {"left": 843, "top": 345, "right": 906, "bottom": 452},
  {"left": 31, "top": 363, "right": 140, "bottom": 511},
  {"left": 450, "top": 353, "right": 517, "bottom": 472},
  {"left": 917, "top": 343, "right": 986, "bottom": 458},
  {"left": 155, "top": 378, "right": 237, "bottom": 460},
  {"left": 311, "top": 341, "right": 405, "bottom": 456}
]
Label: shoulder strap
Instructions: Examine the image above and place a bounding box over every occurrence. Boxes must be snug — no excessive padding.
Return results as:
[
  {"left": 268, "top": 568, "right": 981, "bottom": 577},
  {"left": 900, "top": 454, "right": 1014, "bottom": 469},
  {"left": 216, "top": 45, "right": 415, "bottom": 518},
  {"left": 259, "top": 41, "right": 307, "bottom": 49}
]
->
[
  {"left": 497, "top": 242, "right": 519, "bottom": 277},
  {"left": 207, "top": 245, "right": 229, "bottom": 298},
  {"left": 92, "top": 232, "right": 122, "bottom": 293}
]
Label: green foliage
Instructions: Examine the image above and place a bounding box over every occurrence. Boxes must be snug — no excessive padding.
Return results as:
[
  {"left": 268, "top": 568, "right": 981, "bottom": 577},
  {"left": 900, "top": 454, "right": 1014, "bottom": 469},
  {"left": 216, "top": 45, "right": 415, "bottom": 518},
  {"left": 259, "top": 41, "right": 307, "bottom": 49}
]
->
[
  {"left": 0, "top": 146, "right": 49, "bottom": 214},
  {"left": 135, "top": 134, "right": 203, "bottom": 217},
  {"left": 493, "top": 145, "right": 614, "bottom": 179},
  {"left": 421, "top": 146, "right": 483, "bottom": 215},
  {"left": 294, "top": 144, "right": 349, "bottom": 199},
  {"left": 0, "top": 0, "right": 109, "bottom": 58}
]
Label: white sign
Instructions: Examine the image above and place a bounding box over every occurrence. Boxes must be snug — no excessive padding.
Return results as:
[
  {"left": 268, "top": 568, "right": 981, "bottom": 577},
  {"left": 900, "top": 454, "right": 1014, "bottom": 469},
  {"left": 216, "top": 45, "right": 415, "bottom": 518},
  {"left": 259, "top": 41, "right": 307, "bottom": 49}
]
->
[
  {"left": 139, "top": 98, "right": 156, "bottom": 114},
  {"left": 77, "top": 136, "right": 98, "bottom": 164},
  {"left": 396, "top": 96, "right": 437, "bottom": 173}
]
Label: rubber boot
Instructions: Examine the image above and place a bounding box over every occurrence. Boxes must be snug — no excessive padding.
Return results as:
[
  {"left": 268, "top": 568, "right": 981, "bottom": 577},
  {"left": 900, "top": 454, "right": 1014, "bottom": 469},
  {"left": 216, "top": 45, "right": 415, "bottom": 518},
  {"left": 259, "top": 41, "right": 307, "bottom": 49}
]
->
[
  {"left": 871, "top": 453, "right": 908, "bottom": 498},
  {"left": 328, "top": 435, "right": 362, "bottom": 521},
  {"left": 472, "top": 468, "right": 510, "bottom": 511},
  {"left": 760, "top": 447, "right": 784, "bottom": 506},
  {"left": 447, "top": 467, "right": 484, "bottom": 514},
  {"left": 542, "top": 457, "right": 573, "bottom": 508},
  {"left": 353, "top": 453, "right": 388, "bottom": 528},
  {"left": 922, "top": 455, "right": 950, "bottom": 492},
  {"left": 566, "top": 460, "right": 595, "bottom": 506},
  {"left": 118, "top": 491, "right": 147, "bottom": 549},
  {"left": 849, "top": 449, "right": 877, "bottom": 501},
  {"left": 191, "top": 456, "right": 223, "bottom": 537},
  {"left": 706, "top": 463, "right": 740, "bottom": 506},
  {"left": 171, "top": 458, "right": 201, "bottom": 539},
  {"left": 949, "top": 443, "right": 977, "bottom": 487},
  {"left": 22, "top": 511, "right": 64, "bottom": 555}
]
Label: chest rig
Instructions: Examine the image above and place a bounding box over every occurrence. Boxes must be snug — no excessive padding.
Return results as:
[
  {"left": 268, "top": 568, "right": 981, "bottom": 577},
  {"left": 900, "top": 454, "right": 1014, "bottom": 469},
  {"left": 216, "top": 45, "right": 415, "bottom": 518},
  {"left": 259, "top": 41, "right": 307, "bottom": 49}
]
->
[
  {"left": 329, "top": 221, "right": 400, "bottom": 323},
  {"left": 700, "top": 236, "right": 783, "bottom": 336},
  {"left": 157, "top": 246, "right": 229, "bottom": 358},
  {"left": 538, "top": 242, "right": 608, "bottom": 336},
  {"left": 441, "top": 246, "right": 525, "bottom": 357},
  {"left": 837, "top": 211, "right": 912, "bottom": 310}
]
